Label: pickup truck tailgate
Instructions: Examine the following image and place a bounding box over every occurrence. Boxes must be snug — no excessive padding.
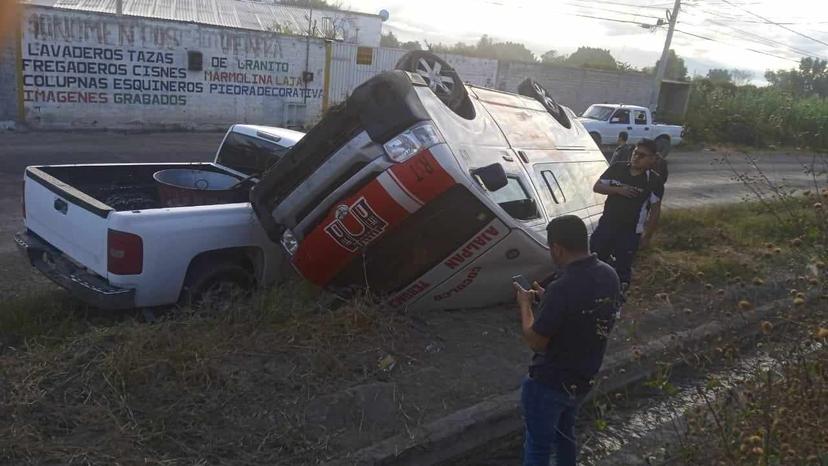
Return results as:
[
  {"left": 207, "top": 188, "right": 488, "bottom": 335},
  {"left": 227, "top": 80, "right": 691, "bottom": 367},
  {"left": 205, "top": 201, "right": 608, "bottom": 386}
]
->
[{"left": 24, "top": 168, "right": 112, "bottom": 277}]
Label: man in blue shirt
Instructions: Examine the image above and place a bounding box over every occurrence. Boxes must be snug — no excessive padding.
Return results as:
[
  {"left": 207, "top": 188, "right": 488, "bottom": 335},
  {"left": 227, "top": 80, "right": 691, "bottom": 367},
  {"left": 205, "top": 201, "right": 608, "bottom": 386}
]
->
[{"left": 514, "top": 215, "right": 621, "bottom": 466}]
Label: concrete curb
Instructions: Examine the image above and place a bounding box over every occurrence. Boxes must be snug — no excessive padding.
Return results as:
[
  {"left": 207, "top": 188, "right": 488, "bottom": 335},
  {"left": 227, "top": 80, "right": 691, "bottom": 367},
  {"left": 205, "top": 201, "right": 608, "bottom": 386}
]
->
[{"left": 328, "top": 297, "right": 791, "bottom": 466}]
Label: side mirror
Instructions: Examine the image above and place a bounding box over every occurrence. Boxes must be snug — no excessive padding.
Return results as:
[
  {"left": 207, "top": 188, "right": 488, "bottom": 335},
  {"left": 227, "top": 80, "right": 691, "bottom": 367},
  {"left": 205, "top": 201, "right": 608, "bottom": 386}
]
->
[{"left": 471, "top": 163, "right": 508, "bottom": 192}]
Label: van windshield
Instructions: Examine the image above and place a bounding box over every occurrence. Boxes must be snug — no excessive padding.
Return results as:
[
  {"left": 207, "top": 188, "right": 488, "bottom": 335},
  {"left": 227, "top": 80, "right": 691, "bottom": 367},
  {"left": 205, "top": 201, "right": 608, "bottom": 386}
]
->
[{"left": 581, "top": 106, "right": 615, "bottom": 121}]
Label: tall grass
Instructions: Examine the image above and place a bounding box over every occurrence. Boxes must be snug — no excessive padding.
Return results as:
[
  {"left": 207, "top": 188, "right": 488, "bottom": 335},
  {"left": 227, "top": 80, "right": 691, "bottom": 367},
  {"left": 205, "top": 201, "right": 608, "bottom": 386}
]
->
[{"left": 684, "top": 79, "right": 828, "bottom": 149}]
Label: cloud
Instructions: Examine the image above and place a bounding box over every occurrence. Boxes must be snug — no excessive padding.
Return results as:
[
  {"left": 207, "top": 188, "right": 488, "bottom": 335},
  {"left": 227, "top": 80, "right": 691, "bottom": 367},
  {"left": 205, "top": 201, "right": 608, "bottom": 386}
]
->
[{"left": 352, "top": 0, "right": 826, "bottom": 79}]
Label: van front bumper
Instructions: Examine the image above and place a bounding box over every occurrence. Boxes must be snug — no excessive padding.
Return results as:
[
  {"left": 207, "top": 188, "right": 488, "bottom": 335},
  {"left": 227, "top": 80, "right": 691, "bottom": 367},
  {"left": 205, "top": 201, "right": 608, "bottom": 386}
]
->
[{"left": 14, "top": 230, "right": 135, "bottom": 310}]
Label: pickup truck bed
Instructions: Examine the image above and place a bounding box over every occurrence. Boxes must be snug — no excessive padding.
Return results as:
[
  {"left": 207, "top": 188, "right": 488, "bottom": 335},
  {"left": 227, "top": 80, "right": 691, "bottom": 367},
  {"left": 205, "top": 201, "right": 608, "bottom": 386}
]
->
[
  {"left": 29, "top": 162, "right": 243, "bottom": 213},
  {"left": 17, "top": 124, "right": 304, "bottom": 310},
  {"left": 21, "top": 162, "right": 257, "bottom": 308}
]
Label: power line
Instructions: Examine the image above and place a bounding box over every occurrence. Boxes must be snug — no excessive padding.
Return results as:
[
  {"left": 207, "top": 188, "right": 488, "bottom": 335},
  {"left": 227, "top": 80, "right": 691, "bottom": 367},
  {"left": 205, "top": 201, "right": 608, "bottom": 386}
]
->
[
  {"left": 560, "top": 2, "right": 663, "bottom": 21},
  {"left": 681, "top": 5, "right": 826, "bottom": 59},
  {"left": 566, "top": 12, "right": 653, "bottom": 26},
  {"left": 673, "top": 28, "right": 800, "bottom": 62},
  {"left": 561, "top": 0, "right": 674, "bottom": 11},
  {"left": 720, "top": 0, "right": 828, "bottom": 48}
]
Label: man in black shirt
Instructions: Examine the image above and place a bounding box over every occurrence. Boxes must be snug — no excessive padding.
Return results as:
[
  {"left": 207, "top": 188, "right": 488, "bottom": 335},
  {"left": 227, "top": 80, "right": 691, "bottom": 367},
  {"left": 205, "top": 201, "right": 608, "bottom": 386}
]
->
[
  {"left": 608, "top": 131, "right": 634, "bottom": 164},
  {"left": 591, "top": 138, "right": 664, "bottom": 290},
  {"left": 514, "top": 215, "right": 620, "bottom": 466}
]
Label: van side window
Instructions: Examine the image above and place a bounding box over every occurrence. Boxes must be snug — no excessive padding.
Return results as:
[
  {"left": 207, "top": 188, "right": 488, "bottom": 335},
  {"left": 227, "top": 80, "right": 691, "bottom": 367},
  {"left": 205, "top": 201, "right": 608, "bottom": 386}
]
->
[
  {"left": 541, "top": 170, "right": 565, "bottom": 204},
  {"left": 534, "top": 162, "right": 608, "bottom": 216},
  {"left": 488, "top": 177, "right": 541, "bottom": 221}
]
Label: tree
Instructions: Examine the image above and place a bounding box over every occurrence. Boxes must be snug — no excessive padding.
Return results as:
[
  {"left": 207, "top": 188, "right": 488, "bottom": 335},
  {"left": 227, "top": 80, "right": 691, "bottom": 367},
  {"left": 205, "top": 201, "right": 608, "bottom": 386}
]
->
[
  {"left": 380, "top": 30, "right": 421, "bottom": 50},
  {"left": 707, "top": 68, "right": 732, "bottom": 83},
  {"left": 617, "top": 61, "right": 638, "bottom": 72},
  {"left": 474, "top": 35, "right": 537, "bottom": 62},
  {"left": 765, "top": 57, "right": 828, "bottom": 97},
  {"left": 399, "top": 40, "right": 422, "bottom": 51},
  {"left": 380, "top": 30, "right": 400, "bottom": 48},
  {"left": 731, "top": 69, "right": 754, "bottom": 86},
  {"left": 563, "top": 46, "right": 618, "bottom": 70},
  {"left": 541, "top": 50, "right": 565, "bottom": 65},
  {"left": 646, "top": 49, "right": 688, "bottom": 81},
  {"left": 428, "top": 35, "right": 536, "bottom": 63}
]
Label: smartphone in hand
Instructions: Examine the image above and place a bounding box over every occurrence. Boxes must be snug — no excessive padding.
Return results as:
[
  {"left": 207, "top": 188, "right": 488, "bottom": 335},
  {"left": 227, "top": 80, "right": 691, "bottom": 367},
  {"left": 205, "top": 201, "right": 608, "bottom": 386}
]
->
[{"left": 512, "top": 274, "right": 532, "bottom": 291}]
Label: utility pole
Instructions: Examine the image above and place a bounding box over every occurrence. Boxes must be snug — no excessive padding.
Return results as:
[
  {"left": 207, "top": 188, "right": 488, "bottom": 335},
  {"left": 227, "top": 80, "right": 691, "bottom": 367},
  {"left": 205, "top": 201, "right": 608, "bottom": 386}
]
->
[
  {"left": 303, "top": 5, "right": 314, "bottom": 106},
  {"left": 650, "top": 0, "right": 680, "bottom": 110},
  {"left": 116, "top": 0, "right": 123, "bottom": 15}
]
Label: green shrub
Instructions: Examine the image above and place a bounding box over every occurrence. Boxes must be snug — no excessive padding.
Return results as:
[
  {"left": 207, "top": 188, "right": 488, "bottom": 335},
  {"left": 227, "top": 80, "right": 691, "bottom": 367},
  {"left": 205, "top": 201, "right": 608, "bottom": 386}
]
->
[{"left": 684, "top": 79, "right": 828, "bottom": 150}]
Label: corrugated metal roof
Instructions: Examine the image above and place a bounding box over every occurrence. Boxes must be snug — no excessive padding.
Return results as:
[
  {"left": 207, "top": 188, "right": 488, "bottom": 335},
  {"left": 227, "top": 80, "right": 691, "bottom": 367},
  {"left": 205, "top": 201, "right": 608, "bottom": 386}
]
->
[{"left": 23, "top": 0, "right": 379, "bottom": 35}]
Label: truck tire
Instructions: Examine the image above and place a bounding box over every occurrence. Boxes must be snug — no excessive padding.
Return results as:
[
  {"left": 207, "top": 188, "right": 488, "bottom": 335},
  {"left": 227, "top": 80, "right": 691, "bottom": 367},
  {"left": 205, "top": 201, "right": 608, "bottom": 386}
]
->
[
  {"left": 395, "top": 51, "right": 471, "bottom": 117},
  {"left": 180, "top": 260, "right": 255, "bottom": 311},
  {"left": 517, "top": 78, "right": 571, "bottom": 129},
  {"left": 656, "top": 136, "right": 672, "bottom": 157},
  {"left": 590, "top": 132, "right": 602, "bottom": 146}
]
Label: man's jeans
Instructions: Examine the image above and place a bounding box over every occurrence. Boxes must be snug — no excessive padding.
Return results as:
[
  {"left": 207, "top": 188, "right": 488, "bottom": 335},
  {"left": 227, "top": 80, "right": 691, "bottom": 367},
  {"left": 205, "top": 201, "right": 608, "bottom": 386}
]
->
[
  {"left": 589, "top": 221, "right": 641, "bottom": 288},
  {"left": 521, "top": 377, "right": 581, "bottom": 466}
]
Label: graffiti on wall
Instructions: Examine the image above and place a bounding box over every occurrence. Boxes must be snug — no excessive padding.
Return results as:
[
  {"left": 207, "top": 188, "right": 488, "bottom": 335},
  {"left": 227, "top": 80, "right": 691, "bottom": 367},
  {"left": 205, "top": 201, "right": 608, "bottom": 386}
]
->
[{"left": 21, "top": 8, "right": 325, "bottom": 127}]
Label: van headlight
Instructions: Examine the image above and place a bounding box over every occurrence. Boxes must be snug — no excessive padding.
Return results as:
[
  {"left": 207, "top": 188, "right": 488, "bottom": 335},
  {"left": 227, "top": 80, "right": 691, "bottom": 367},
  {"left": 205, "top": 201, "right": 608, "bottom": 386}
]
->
[
  {"left": 281, "top": 229, "right": 298, "bottom": 256},
  {"left": 383, "top": 122, "right": 444, "bottom": 163}
]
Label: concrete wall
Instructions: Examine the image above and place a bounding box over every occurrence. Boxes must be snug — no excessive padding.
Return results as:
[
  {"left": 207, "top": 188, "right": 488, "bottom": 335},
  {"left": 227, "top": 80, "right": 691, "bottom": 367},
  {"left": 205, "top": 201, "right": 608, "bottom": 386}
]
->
[
  {"left": 495, "top": 61, "right": 653, "bottom": 114},
  {"left": 20, "top": 6, "right": 326, "bottom": 130},
  {"left": 0, "top": 19, "right": 19, "bottom": 128},
  {"left": 326, "top": 43, "right": 498, "bottom": 108}
]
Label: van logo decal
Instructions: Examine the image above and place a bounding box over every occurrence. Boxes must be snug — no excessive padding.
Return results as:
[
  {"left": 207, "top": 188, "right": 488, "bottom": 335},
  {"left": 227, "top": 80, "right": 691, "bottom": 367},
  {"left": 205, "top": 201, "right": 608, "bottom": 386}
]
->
[
  {"left": 389, "top": 280, "right": 431, "bottom": 308},
  {"left": 334, "top": 204, "right": 350, "bottom": 220},
  {"left": 434, "top": 266, "right": 482, "bottom": 301},
  {"left": 324, "top": 197, "right": 388, "bottom": 252},
  {"left": 443, "top": 225, "right": 501, "bottom": 270}
]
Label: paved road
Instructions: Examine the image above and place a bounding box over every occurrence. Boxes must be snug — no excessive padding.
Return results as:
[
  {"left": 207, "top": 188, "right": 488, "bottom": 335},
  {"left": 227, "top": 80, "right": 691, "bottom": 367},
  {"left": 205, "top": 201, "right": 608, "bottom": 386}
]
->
[
  {"left": 663, "top": 148, "right": 820, "bottom": 208},
  {"left": 0, "top": 131, "right": 821, "bottom": 298}
]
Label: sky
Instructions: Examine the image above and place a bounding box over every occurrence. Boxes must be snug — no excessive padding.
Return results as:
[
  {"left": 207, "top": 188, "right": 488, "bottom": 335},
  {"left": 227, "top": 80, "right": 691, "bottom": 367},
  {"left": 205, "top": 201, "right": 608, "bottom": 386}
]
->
[{"left": 345, "top": 0, "right": 828, "bottom": 84}]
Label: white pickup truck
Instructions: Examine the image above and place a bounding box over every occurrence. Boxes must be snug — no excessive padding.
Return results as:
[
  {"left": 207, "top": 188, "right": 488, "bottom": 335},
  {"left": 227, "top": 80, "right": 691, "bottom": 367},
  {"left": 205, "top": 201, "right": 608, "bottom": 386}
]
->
[
  {"left": 15, "top": 124, "right": 303, "bottom": 310},
  {"left": 578, "top": 104, "right": 684, "bottom": 155}
]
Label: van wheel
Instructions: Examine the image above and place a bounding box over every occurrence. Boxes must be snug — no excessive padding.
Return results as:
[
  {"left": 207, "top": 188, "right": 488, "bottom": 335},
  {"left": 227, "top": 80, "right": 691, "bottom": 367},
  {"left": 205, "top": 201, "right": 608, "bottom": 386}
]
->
[
  {"left": 395, "top": 51, "right": 469, "bottom": 115},
  {"left": 517, "top": 78, "right": 571, "bottom": 129},
  {"left": 180, "top": 261, "right": 254, "bottom": 311},
  {"left": 590, "top": 132, "right": 602, "bottom": 146},
  {"left": 656, "top": 136, "right": 672, "bottom": 157}
]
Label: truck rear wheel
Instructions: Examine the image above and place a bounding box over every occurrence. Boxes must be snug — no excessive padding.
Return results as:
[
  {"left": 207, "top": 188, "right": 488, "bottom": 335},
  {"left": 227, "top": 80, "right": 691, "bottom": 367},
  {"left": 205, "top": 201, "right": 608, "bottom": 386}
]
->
[
  {"left": 180, "top": 260, "right": 254, "bottom": 311},
  {"left": 656, "top": 136, "right": 672, "bottom": 157}
]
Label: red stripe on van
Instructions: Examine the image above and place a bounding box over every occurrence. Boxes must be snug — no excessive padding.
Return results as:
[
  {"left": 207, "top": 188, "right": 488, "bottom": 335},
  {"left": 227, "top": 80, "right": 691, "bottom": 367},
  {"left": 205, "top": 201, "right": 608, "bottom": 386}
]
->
[
  {"left": 292, "top": 178, "right": 409, "bottom": 286},
  {"left": 389, "top": 149, "right": 456, "bottom": 204},
  {"left": 291, "top": 149, "right": 456, "bottom": 287}
]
